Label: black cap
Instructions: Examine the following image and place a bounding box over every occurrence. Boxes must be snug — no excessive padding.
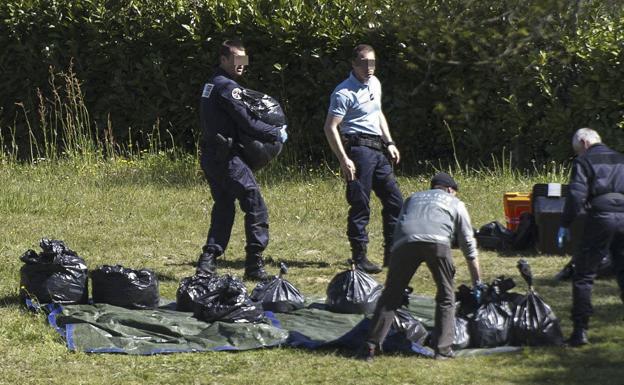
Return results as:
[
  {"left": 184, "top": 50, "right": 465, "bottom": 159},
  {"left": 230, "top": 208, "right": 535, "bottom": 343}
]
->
[{"left": 430, "top": 172, "right": 458, "bottom": 191}]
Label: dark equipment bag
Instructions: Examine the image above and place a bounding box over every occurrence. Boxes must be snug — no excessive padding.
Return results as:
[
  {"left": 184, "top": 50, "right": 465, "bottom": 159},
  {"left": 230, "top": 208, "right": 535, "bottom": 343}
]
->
[
  {"left": 325, "top": 260, "right": 383, "bottom": 315},
  {"left": 250, "top": 262, "right": 305, "bottom": 313},
  {"left": 475, "top": 221, "right": 514, "bottom": 250},
  {"left": 92, "top": 265, "right": 160, "bottom": 309},
  {"left": 19, "top": 239, "right": 88, "bottom": 305},
  {"left": 236, "top": 88, "right": 286, "bottom": 170},
  {"left": 532, "top": 183, "right": 584, "bottom": 255}
]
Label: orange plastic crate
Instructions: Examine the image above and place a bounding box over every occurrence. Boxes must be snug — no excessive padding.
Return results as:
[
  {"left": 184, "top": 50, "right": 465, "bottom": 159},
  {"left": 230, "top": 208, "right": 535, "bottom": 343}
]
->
[{"left": 503, "top": 192, "right": 532, "bottom": 231}]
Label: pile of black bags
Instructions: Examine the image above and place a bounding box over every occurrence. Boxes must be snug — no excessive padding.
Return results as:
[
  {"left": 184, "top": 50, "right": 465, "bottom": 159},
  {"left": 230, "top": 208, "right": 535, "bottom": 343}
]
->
[
  {"left": 19, "top": 239, "right": 88, "bottom": 304},
  {"left": 455, "top": 259, "right": 564, "bottom": 348},
  {"left": 177, "top": 273, "right": 264, "bottom": 323},
  {"left": 18, "top": 238, "right": 566, "bottom": 346},
  {"left": 325, "top": 260, "right": 383, "bottom": 314},
  {"left": 19, "top": 239, "right": 161, "bottom": 310}
]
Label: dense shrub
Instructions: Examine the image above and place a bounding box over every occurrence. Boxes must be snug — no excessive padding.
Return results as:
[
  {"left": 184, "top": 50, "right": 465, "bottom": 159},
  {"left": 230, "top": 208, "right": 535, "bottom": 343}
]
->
[{"left": 0, "top": 0, "right": 622, "bottom": 167}]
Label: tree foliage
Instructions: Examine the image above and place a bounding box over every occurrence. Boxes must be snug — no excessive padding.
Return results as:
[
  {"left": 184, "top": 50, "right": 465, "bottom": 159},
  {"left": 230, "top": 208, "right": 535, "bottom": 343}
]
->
[{"left": 1, "top": 0, "right": 623, "bottom": 166}]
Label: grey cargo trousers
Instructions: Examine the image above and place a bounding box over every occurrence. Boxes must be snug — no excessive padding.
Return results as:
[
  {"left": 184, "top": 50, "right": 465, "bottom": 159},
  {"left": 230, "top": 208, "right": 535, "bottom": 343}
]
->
[{"left": 366, "top": 241, "right": 456, "bottom": 355}]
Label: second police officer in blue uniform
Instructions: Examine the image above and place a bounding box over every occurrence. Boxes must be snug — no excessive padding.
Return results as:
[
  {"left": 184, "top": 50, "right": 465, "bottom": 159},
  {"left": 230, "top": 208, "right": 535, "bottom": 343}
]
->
[
  {"left": 196, "top": 40, "right": 288, "bottom": 280},
  {"left": 323, "top": 44, "right": 404, "bottom": 273}
]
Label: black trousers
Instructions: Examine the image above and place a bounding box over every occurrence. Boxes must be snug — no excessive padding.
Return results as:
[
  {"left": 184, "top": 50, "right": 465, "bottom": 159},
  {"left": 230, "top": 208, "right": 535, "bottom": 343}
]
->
[
  {"left": 346, "top": 145, "right": 403, "bottom": 259},
  {"left": 572, "top": 211, "right": 624, "bottom": 328},
  {"left": 200, "top": 154, "right": 269, "bottom": 257},
  {"left": 366, "top": 241, "right": 456, "bottom": 354}
]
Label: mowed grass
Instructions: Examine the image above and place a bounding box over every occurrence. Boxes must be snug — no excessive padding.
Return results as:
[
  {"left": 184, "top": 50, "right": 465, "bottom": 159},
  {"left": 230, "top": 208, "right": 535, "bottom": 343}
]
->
[{"left": 1, "top": 157, "right": 623, "bottom": 385}]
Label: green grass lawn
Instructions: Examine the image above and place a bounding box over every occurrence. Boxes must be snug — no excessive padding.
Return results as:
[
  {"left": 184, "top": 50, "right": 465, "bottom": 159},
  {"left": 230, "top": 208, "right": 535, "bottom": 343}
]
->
[{"left": 1, "top": 158, "right": 623, "bottom": 385}]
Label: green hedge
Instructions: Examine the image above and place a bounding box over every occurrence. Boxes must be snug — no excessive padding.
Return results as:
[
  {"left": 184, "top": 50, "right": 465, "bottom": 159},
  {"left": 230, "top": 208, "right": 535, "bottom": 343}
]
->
[{"left": 1, "top": 0, "right": 623, "bottom": 167}]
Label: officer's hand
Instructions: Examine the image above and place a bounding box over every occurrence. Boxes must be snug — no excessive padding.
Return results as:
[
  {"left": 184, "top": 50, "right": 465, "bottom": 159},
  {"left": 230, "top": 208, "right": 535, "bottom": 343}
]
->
[
  {"left": 340, "top": 157, "right": 356, "bottom": 181},
  {"left": 557, "top": 227, "right": 569, "bottom": 249},
  {"left": 472, "top": 281, "right": 486, "bottom": 306},
  {"left": 387, "top": 144, "right": 400, "bottom": 165},
  {"left": 278, "top": 125, "right": 288, "bottom": 143}
]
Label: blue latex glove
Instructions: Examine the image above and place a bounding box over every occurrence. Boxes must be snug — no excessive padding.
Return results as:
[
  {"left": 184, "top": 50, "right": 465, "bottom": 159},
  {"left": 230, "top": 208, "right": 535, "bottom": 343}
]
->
[
  {"left": 278, "top": 125, "right": 288, "bottom": 143},
  {"left": 473, "top": 281, "right": 486, "bottom": 305},
  {"left": 557, "top": 227, "right": 569, "bottom": 249}
]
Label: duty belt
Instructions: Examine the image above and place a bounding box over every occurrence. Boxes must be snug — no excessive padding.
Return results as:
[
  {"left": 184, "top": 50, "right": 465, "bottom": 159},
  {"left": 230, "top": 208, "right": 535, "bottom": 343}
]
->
[{"left": 343, "top": 134, "right": 384, "bottom": 151}]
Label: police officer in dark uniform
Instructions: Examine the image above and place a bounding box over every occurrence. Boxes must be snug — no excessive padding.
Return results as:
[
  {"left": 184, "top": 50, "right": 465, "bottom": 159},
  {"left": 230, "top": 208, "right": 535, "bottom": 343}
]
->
[
  {"left": 323, "top": 44, "right": 403, "bottom": 273},
  {"left": 557, "top": 127, "right": 624, "bottom": 346},
  {"left": 196, "top": 39, "right": 287, "bottom": 280}
]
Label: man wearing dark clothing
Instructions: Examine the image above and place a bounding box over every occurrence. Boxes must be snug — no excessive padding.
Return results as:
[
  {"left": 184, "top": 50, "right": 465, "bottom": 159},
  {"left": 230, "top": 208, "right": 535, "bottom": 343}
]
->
[
  {"left": 361, "top": 173, "right": 483, "bottom": 360},
  {"left": 196, "top": 40, "right": 287, "bottom": 280},
  {"left": 323, "top": 44, "right": 403, "bottom": 273},
  {"left": 557, "top": 127, "right": 624, "bottom": 346}
]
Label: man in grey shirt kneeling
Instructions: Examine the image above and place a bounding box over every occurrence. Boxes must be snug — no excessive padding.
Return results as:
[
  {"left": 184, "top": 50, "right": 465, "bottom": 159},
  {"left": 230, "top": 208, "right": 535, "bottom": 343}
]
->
[{"left": 360, "top": 172, "right": 483, "bottom": 360}]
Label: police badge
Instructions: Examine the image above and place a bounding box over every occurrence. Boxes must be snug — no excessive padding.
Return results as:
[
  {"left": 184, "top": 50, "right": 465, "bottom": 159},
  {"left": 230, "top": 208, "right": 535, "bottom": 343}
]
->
[{"left": 231, "top": 87, "right": 242, "bottom": 100}]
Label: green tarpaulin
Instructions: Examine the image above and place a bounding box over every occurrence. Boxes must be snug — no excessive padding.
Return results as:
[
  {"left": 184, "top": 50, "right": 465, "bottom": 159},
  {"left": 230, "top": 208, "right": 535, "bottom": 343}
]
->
[{"left": 34, "top": 296, "right": 522, "bottom": 357}]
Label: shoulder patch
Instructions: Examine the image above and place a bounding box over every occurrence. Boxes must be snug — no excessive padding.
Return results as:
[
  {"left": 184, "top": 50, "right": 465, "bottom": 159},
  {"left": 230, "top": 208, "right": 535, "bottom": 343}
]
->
[
  {"left": 202, "top": 83, "right": 214, "bottom": 98},
  {"left": 231, "top": 87, "right": 242, "bottom": 100}
]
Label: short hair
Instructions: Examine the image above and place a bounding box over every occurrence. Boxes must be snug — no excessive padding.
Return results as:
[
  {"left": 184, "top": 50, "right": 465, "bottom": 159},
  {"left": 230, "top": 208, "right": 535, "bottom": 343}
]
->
[
  {"left": 572, "top": 128, "right": 601, "bottom": 153},
  {"left": 351, "top": 44, "right": 375, "bottom": 61},
  {"left": 219, "top": 39, "right": 245, "bottom": 59}
]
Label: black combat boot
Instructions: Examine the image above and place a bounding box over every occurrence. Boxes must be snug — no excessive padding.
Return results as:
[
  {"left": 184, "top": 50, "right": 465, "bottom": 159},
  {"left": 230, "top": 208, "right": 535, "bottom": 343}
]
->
[
  {"left": 244, "top": 253, "right": 269, "bottom": 281},
  {"left": 355, "top": 257, "right": 382, "bottom": 274},
  {"left": 352, "top": 243, "right": 382, "bottom": 274},
  {"left": 567, "top": 326, "right": 589, "bottom": 347},
  {"left": 196, "top": 252, "right": 217, "bottom": 275}
]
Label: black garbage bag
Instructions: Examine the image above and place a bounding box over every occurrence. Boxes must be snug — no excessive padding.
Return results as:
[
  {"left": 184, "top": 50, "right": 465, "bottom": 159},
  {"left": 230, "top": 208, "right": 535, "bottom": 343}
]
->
[
  {"left": 512, "top": 259, "right": 564, "bottom": 346},
  {"left": 391, "top": 287, "right": 429, "bottom": 345},
  {"left": 250, "top": 262, "right": 305, "bottom": 313},
  {"left": 453, "top": 316, "right": 471, "bottom": 350},
  {"left": 325, "top": 260, "right": 383, "bottom": 314},
  {"left": 236, "top": 88, "right": 285, "bottom": 170},
  {"left": 512, "top": 291, "right": 565, "bottom": 346},
  {"left": 91, "top": 265, "right": 160, "bottom": 309},
  {"left": 193, "top": 274, "right": 265, "bottom": 323},
  {"left": 176, "top": 274, "right": 214, "bottom": 312},
  {"left": 241, "top": 88, "right": 287, "bottom": 126},
  {"left": 19, "top": 239, "right": 88, "bottom": 304},
  {"left": 470, "top": 301, "right": 513, "bottom": 348},
  {"left": 456, "top": 276, "right": 515, "bottom": 347}
]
